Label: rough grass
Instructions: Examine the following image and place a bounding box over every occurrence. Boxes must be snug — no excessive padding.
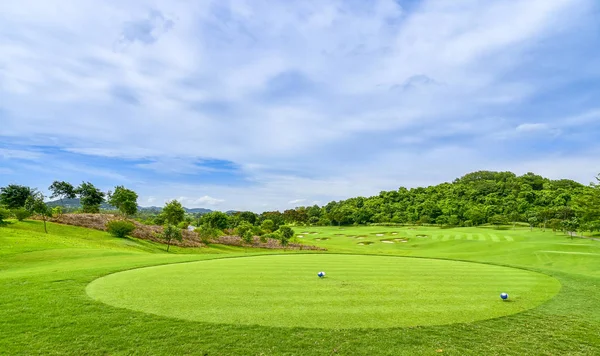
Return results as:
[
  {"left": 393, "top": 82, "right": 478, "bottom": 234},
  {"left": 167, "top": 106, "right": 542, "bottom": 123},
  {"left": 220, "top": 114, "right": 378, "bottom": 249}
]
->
[{"left": 0, "top": 221, "right": 599, "bottom": 355}]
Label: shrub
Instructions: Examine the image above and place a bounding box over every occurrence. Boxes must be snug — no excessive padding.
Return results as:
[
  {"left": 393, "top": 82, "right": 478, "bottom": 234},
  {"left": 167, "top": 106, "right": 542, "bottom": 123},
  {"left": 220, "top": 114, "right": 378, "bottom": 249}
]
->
[
  {"left": 0, "top": 207, "right": 11, "bottom": 224},
  {"left": 13, "top": 208, "right": 31, "bottom": 221},
  {"left": 195, "top": 224, "right": 221, "bottom": 244},
  {"left": 106, "top": 220, "right": 136, "bottom": 238},
  {"left": 52, "top": 206, "right": 63, "bottom": 216}
]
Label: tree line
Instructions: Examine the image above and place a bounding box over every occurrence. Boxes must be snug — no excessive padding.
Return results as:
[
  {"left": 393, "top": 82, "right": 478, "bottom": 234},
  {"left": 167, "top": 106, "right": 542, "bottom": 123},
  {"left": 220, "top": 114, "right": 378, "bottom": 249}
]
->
[{"left": 2, "top": 171, "right": 599, "bottom": 239}]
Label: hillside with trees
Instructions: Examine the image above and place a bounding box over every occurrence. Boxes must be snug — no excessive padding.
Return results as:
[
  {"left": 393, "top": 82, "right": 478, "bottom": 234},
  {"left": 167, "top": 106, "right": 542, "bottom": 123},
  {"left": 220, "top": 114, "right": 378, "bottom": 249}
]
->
[{"left": 278, "top": 171, "right": 600, "bottom": 234}]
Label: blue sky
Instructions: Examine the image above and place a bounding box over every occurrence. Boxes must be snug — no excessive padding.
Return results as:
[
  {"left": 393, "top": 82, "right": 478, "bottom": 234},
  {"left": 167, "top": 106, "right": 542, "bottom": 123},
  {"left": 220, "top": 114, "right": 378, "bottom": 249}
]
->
[{"left": 1, "top": 0, "right": 599, "bottom": 212}]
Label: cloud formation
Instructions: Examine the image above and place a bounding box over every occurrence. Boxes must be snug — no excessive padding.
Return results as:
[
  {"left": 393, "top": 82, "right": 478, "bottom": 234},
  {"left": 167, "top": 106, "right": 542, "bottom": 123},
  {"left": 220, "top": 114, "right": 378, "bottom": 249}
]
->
[{"left": 1, "top": 0, "right": 599, "bottom": 211}]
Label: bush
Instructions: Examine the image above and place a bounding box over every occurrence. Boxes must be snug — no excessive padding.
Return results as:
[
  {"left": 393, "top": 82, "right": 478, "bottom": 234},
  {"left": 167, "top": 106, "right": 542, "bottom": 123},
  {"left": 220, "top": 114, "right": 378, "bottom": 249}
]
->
[
  {"left": 13, "top": 208, "right": 31, "bottom": 221},
  {"left": 195, "top": 224, "right": 221, "bottom": 244},
  {"left": 106, "top": 220, "right": 136, "bottom": 238},
  {"left": 52, "top": 206, "right": 63, "bottom": 216},
  {"left": 0, "top": 207, "right": 10, "bottom": 224}
]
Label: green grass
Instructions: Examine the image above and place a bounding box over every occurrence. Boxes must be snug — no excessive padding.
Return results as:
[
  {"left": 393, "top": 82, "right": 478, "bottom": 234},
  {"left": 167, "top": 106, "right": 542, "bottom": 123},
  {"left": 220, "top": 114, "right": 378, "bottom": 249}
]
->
[
  {"left": 1, "top": 220, "right": 599, "bottom": 355},
  {"left": 88, "top": 254, "right": 560, "bottom": 329}
]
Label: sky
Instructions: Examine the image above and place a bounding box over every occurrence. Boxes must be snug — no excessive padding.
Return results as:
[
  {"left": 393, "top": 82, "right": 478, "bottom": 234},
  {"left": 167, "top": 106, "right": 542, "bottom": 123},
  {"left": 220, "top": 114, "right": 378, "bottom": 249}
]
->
[{"left": 1, "top": 0, "right": 599, "bottom": 212}]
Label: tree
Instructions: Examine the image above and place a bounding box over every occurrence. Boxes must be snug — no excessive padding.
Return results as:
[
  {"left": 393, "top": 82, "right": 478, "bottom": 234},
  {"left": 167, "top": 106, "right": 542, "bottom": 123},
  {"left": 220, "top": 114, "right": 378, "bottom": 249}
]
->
[
  {"left": 25, "top": 192, "right": 52, "bottom": 233},
  {"left": 562, "top": 218, "right": 580, "bottom": 239},
  {"left": 260, "top": 219, "right": 275, "bottom": 233},
  {"left": 159, "top": 224, "right": 182, "bottom": 252},
  {"left": 107, "top": 186, "right": 138, "bottom": 216},
  {"left": 278, "top": 226, "right": 294, "bottom": 248},
  {"left": 48, "top": 181, "right": 76, "bottom": 205},
  {"left": 236, "top": 221, "right": 255, "bottom": 244},
  {"left": 238, "top": 211, "right": 257, "bottom": 225},
  {"left": 0, "top": 185, "right": 35, "bottom": 209},
  {"left": 75, "top": 182, "right": 105, "bottom": 213},
  {"left": 202, "top": 211, "right": 230, "bottom": 230},
  {"left": 162, "top": 200, "right": 185, "bottom": 226}
]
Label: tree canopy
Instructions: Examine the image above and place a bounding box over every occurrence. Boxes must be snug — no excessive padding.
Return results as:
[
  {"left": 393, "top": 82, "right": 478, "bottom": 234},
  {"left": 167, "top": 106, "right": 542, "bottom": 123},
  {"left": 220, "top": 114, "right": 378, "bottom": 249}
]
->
[
  {"left": 75, "top": 182, "right": 105, "bottom": 213},
  {"left": 108, "top": 186, "right": 138, "bottom": 216},
  {"left": 0, "top": 184, "right": 35, "bottom": 209}
]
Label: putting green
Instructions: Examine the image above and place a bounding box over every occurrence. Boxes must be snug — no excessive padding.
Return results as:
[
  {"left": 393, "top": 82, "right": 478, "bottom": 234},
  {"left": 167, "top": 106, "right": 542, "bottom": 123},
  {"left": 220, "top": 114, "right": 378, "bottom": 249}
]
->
[{"left": 87, "top": 254, "right": 560, "bottom": 329}]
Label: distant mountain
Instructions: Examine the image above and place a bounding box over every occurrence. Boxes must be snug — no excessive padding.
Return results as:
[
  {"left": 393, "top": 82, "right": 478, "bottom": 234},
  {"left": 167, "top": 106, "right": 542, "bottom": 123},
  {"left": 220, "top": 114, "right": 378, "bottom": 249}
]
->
[
  {"left": 47, "top": 198, "right": 212, "bottom": 214},
  {"left": 47, "top": 198, "right": 115, "bottom": 210}
]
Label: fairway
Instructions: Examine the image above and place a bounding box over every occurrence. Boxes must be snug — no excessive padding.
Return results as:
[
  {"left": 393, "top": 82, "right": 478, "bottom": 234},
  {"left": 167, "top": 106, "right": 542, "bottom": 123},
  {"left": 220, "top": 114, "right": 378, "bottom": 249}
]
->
[{"left": 87, "top": 254, "right": 560, "bottom": 329}]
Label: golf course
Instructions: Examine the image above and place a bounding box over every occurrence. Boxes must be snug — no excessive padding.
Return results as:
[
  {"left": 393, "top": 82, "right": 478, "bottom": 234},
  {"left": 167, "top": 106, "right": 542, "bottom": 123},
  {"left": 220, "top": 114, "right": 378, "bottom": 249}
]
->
[{"left": 1, "top": 221, "right": 598, "bottom": 355}]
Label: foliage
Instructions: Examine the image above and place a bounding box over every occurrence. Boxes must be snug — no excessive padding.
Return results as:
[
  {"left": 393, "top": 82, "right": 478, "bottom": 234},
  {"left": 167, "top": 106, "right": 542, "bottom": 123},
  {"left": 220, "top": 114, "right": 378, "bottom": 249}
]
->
[
  {"left": 273, "top": 171, "right": 600, "bottom": 235},
  {"left": 235, "top": 221, "right": 255, "bottom": 244},
  {"left": 48, "top": 181, "right": 76, "bottom": 203},
  {"left": 25, "top": 192, "right": 52, "bottom": 233},
  {"left": 0, "top": 207, "right": 10, "bottom": 224},
  {"left": 106, "top": 220, "right": 136, "bottom": 238},
  {"left": 75, "top": 182, "right": 105, "bottom": 213},
  {"left": 278, "top": 226, "right": 294, "bottom": 247},
  {"left": 162, "top": 200, "right": 185, "bottom": 226},
  {"left": 107, "top": 186, "right": 138, "bottom": 216},
  {"left": 195, "top": 224, "right": 221, "bottom": 244},
  {"left": 52, "top": 206, "right": 63, "bottom": 216},
  {"left": 159, "top": 224, "right": 183, "bottom": 252},
  {"left": 0, "top": 184, "right": 35, "bottom": 209},
  {"left": 12, "top": 208, "right": 31, "bottom": 221},
  {"left": 201, "top": 211, "right": 230, "bottom": 230},
  {"left": 260, "top": 219, "right": 275, "bottom": 233}
]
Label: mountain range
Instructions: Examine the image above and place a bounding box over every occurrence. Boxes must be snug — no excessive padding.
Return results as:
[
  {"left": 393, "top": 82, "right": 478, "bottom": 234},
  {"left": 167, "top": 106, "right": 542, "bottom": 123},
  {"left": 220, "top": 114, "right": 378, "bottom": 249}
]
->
[{"left": 46, "top": 198, "right": 214, "bottom": 214}]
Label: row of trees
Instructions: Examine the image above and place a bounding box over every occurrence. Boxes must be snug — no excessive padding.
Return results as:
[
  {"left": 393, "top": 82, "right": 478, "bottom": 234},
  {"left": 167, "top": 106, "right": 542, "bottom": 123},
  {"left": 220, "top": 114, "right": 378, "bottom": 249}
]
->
[
  {"left": 3, "top": 170, "right": 598, "bottom": 239},
  {"left": 276, "top": 171, "right": 600, "bottom": 235}
]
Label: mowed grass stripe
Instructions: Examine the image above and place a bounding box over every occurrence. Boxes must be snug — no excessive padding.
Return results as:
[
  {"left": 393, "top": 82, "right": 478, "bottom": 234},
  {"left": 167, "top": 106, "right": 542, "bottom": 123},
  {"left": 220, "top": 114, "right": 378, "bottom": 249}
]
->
[{"left": 87, "top": 254, "right": 561, "bottom": 329}]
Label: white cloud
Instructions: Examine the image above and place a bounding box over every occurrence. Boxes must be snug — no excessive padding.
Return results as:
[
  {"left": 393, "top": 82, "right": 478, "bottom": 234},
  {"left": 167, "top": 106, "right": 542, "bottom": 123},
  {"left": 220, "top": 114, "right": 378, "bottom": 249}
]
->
[
  {"left": 0, "top": 0, "right": 598, "bottom": 211},
  {"left": 288, "top": 199, "right": 306, "bottom": 205},
  {"left": 147, "top": 196, "right": 156, "bottom": 204}
]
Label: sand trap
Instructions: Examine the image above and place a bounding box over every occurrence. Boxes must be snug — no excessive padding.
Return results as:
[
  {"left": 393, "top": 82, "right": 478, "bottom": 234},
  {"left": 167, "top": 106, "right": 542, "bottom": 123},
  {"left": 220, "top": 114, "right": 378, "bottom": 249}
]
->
[
  {"left": 382, "top": 241, "right": 394, "bottom": 244},
  {"left": 376, "top": 234, "right": 384, "bottom": 236},
  {"left": 357, "top": 241, "right": 374, "bottom": 246},
  {"left": 392, "top": 232, "right": 398, "bottom": 235},
  {"left": 401, "top": 241, "right": 408, "bottom": 243},
  {"left": 297, "top": 235, "right": 304, "bottom": 238}
]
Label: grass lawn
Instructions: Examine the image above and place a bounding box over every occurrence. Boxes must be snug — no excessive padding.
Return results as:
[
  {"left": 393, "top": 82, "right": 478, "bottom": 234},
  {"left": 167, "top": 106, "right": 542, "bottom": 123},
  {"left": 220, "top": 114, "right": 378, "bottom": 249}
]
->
[{"left": 1, "top": 220, "right": 599, "bottom": 355}]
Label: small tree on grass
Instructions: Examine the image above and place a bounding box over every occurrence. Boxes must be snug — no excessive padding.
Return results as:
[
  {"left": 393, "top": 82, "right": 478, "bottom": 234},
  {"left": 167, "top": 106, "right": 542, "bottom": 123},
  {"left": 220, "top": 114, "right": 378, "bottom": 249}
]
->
[
  {"left": 106, "top": 220, "right": 136, "bottom": 238},
  {"left": 25, "top": 192, "right": 52, "bottom": 233},
  {"left": 278, "top": 226, "right": 294, "bottom": 248},
  {"left": 562, "top": 218, "right": 580, "bottom": 239},
  {"left": 236, "top": 221, "right": 254, "bottom": 244},
  {"left": 160, "top": 224, "right": 182, "bottom": 252}
]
